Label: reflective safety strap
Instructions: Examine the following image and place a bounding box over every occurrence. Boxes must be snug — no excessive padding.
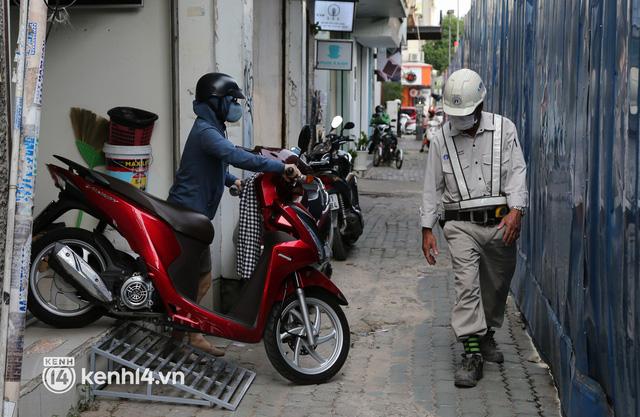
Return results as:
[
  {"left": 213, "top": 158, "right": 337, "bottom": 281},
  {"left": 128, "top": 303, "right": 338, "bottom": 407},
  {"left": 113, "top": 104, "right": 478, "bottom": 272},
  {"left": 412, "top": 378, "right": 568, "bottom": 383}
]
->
[
  {"left": 443, "top": 196, "right": 508, "bottom": 211},
  {"left": 443, "top": 127, "right": 471, "bottom": 200},
  {"left": 491, "top": 114, "right": 503, "bottom": 197}
]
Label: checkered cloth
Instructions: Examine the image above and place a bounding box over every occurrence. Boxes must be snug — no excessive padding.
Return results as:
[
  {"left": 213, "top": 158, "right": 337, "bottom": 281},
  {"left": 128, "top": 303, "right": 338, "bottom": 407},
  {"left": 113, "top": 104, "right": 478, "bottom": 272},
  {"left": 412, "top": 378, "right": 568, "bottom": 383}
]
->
[{"left": 236, "top": 175, "right": 263, "bottom": 280}]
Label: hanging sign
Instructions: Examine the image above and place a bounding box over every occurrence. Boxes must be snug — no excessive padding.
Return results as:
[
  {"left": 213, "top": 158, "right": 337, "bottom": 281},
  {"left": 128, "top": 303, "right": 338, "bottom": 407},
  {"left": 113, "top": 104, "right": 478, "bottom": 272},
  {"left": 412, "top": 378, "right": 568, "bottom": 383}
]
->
[
  {"left": 314, "top": 1, "right": 356, "bottom": 32},
  {"left": 316, "top": 39, "right": 353, "bottom": 71},
  {"left": 375, "top": 48, "right": 402, "bottom": 82},
  {"left": 402, "top": 68, "right": 423, "bottom": 85}
]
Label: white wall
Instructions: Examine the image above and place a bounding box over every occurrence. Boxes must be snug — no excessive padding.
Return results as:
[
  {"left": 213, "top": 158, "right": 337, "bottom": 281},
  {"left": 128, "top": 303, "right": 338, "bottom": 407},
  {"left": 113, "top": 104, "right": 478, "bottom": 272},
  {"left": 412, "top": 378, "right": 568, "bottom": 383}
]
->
[
  {"left": 283, "top": 0, "right": 306, "bottom": 148},
  {"left": 176, "top": 0, "right": 216, "bottom": 157},
  {"left": 253, "top": 0, "right": 283, "bottom": 147},
  {"left": 29, "top": 3, "right": 173, "bottom": 218},
  {"left": 174, "top": 0, "right": 220, "bottom": 279},
  {"left": 213, "top": 0, "right": 253, "bottom": 278}
]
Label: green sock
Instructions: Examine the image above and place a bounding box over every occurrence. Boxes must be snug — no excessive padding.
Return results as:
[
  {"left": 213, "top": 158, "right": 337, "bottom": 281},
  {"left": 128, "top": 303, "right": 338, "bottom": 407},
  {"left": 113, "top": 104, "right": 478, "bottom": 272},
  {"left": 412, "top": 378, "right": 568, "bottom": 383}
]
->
[{"left": 463, "top": 335, "right": 481, "bottom": 354}]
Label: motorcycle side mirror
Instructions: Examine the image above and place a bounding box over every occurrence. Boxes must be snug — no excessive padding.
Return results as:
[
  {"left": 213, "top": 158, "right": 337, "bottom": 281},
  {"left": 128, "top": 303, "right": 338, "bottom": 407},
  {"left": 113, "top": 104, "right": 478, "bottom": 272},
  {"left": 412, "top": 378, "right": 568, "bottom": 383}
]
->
[
  {"left": 343, "top": 121, "right": 355, "bottom": 130},
  {"left": 297, "top": 125, "right": 312, "bottom": 152},
  {"left": 290, "top": 146, "right": 302, "bottom": 156},
  {"left": 331, "top": 115, "right": 343, "bottom": 129}
]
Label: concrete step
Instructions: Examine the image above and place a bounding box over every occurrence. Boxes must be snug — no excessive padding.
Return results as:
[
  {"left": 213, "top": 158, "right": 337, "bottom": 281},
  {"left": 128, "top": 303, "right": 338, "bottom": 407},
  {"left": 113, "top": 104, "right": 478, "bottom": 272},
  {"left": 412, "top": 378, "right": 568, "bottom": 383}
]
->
[{"left": 20, "top": 318, "right": 116, "bottom": 417}]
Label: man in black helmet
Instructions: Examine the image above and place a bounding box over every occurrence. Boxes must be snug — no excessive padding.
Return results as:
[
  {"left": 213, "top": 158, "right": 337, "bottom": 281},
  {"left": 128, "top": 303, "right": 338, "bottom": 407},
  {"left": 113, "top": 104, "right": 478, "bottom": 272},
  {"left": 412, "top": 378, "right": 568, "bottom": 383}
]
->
[{"left": 168, "top": 73, "right": 300, "bottom": 356}]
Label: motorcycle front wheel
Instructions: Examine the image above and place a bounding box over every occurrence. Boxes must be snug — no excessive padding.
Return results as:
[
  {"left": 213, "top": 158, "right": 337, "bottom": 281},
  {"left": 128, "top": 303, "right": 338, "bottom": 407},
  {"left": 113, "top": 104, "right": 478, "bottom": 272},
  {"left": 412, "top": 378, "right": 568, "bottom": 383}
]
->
[
  {"left": 331, "top": 227, "right": 348, "bottom": 261},
  {"left": 264, "top": 290, "right": 350, "bottom": 384},
  {"left": 395, "top": 149, "right": 404, "bottom": 169},
  {"left": 372, "top": 150, "right": 381, "bottom": 166}
]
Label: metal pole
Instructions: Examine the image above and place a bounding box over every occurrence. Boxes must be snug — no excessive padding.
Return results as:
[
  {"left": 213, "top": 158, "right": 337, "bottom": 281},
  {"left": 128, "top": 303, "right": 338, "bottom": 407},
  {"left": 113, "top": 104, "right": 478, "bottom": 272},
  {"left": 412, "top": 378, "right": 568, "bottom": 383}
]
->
[
  {"left": 448, "top": 20, "right": 451, "bottom": 65},
  {"left": 456, "top": 0, "right": 460, "bottom": 49},
  {"left": 0, "top": 0, "right": 11, "bottom": 409},
  {"left": 1, "top": 1, "right": 48, "bottom": 416},
  {"left": 170, "top": 0, "right": 181, "bottom": 174},
  {"left": 0, "top": 0, "right": 29, "bottom": 414}
]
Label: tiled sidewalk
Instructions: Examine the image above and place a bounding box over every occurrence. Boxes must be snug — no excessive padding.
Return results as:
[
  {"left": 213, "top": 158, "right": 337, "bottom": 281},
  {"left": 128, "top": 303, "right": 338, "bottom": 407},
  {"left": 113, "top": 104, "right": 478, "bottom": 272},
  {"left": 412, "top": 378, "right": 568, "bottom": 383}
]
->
[{"left": 81, "top": 140, "right": 561, "bottom": 417}]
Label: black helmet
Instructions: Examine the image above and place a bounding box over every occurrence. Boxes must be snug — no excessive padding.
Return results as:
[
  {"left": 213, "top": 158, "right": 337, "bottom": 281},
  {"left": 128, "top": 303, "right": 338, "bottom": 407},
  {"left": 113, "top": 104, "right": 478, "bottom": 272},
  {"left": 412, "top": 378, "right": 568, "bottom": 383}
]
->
[
  {"left": 375, "top": 105, "right": 385, "bottom": 113},
  {"left": 195, "top": 73, "right": 245, "bottom": 102}
]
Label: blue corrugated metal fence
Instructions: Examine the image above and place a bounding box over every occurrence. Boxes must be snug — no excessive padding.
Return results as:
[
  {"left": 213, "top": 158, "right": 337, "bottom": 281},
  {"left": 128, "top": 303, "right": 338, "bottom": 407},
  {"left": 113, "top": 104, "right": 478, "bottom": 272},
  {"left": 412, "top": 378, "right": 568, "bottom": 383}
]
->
[{"left": 452, "top": 1, "right": 640, "bottom": 416}]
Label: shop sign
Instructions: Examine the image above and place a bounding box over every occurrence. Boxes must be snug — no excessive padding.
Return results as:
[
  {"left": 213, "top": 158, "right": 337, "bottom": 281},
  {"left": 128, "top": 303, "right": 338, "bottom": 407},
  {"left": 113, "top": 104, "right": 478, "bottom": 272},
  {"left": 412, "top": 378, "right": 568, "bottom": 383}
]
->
[
  {"left": 314, "top": 1, "right": 356, "bottom": 32},
  {"left": 316, "top": 40, "right": 353, "bottom": 71},
  {"left": 402, "top": 68, "right": 423, "bottom": 85}
]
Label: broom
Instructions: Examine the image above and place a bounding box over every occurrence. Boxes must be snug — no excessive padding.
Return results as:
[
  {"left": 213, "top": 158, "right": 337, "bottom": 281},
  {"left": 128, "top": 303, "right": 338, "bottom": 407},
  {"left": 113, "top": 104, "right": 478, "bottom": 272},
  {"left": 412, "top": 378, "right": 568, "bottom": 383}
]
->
[{"left": 69, "top": 107, "right": 109, "bottom": 226}]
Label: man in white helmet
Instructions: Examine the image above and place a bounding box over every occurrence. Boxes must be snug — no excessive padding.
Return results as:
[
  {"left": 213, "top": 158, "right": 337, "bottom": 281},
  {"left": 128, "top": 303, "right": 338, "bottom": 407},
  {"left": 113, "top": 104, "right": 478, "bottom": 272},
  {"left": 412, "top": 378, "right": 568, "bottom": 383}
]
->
[{"left": 420, "top": 69, "right": 528, "bottom": 387}]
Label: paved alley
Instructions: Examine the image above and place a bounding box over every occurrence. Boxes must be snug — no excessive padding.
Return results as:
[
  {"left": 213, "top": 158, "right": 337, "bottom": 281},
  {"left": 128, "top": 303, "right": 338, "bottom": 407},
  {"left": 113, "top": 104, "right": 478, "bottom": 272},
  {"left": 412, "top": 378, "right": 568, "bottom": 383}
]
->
[{"left": 81, "top": 136, "right": 562, "bottom": 417}]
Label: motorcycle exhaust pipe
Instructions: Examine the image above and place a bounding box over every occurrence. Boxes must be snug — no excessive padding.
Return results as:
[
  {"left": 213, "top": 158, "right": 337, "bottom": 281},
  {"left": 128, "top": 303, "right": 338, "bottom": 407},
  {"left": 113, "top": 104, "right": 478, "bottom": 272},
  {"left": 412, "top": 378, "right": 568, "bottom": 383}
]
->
[{"left": 49, "top": 243, "right": 113, "bottom": 303}]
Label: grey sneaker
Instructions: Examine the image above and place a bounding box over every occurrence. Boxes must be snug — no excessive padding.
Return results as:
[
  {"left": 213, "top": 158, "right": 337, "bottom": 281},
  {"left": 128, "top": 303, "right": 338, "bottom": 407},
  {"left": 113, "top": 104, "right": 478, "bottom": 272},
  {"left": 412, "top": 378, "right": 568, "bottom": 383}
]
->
[
  {"left": 454, "top": 353, "right": 484, "bottom": 388},
  {"left": 479, "top": 329, "right": 504, "bottom": 363}
]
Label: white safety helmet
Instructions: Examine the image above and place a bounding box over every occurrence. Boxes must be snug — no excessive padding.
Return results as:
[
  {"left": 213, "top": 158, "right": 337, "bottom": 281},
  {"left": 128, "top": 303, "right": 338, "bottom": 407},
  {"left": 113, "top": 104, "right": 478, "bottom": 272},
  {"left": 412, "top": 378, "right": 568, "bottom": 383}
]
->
[{"left": 442, "top": 69, "right": 486, "bottom": 116}]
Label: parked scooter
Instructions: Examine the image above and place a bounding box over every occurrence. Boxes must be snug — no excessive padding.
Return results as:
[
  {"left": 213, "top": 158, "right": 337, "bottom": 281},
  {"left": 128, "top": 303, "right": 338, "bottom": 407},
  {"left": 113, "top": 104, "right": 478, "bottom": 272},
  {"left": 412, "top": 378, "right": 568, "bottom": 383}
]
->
[
  {"left": 30, "top": 153, "right": 350, "bottom": 384},
  {"left": 399, "top": 112, "right": 412, "bottom": 135},
  {"left": 297, "top": 117, "right": 364, "bottom": 261},
  {"left": 372, "top": 122, "right": 403, "bottom": 169},
  {"left": 403, "top": 116, "right": 417, "bottom": 135}
]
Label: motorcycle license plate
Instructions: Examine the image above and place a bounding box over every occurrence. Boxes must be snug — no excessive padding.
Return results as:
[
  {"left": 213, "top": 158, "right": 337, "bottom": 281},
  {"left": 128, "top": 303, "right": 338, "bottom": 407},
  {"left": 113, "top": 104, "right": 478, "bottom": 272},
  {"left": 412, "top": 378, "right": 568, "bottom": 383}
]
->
[{"left": 329, "top": 194, "right": 340, "bottom": 210}]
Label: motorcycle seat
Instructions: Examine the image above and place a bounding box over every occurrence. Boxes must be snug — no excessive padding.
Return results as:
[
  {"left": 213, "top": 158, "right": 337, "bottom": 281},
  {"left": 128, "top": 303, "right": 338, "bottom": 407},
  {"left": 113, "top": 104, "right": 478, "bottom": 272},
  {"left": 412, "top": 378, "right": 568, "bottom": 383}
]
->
[{"left": 106, "top": 176, "right": 214, "bottom": 244}]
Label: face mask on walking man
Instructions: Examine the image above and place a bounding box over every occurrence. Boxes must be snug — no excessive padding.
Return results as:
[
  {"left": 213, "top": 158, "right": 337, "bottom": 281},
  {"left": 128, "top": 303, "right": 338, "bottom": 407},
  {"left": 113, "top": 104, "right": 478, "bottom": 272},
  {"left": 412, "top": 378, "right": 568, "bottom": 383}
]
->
[{"left": 419, "top": 68, "right": 529, "bottom": 388}]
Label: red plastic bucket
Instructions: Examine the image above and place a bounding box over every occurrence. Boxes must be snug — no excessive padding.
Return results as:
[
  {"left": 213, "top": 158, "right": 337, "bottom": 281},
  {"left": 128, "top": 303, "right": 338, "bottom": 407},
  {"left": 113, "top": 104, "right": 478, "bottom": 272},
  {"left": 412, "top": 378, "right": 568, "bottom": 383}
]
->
[{"left": 107, "top": 107, "right": 158, "bottom": 146}]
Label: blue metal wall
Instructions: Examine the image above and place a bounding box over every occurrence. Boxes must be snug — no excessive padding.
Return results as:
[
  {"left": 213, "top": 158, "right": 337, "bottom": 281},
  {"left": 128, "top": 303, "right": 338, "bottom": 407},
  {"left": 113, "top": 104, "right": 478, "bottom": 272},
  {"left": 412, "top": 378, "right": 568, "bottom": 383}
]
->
[{"left": 453, "top": 1, "right": 640, "bottom": 416}]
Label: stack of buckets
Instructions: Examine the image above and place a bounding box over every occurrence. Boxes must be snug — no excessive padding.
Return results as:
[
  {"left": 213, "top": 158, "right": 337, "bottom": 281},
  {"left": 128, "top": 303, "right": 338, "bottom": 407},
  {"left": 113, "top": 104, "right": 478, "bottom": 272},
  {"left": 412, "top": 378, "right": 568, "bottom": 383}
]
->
[{"left": 103, "top": 107, "right": 158, "bottom": 191}]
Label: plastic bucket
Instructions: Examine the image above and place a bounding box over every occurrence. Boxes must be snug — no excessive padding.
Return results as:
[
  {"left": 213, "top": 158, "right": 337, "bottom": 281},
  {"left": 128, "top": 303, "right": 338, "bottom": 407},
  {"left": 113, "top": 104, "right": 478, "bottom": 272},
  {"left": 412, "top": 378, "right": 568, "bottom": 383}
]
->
[
  {"left": 103, "top": 144, "right": 152, "bottom": 190},
  {"left": 107, "top": 107, "right": 158, "bottom": 146}
]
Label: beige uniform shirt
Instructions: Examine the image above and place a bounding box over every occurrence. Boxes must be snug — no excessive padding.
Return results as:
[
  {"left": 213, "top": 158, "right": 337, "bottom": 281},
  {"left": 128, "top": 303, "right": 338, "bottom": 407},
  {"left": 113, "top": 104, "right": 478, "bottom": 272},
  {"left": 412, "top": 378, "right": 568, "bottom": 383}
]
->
[{"left": 420, "top": 111, "right": 528, "bottom": 228}]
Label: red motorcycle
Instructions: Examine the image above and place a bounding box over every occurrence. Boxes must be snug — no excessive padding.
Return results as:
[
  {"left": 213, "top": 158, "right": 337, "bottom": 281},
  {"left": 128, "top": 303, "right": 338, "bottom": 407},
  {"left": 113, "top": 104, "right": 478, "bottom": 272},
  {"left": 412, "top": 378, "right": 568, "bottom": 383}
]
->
[{"left": 29, "top": 151, "right": 350, "bottom": 384}]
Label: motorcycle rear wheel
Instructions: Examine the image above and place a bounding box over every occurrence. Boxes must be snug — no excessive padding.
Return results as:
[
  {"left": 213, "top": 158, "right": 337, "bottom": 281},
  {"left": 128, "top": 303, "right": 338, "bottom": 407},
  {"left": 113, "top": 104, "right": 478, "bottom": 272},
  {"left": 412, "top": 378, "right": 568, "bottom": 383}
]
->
[
  {"left": 264, "top": 290, "right": 350, "bottom": 384},
  {"left": 28, "top": 228, "right": 106, "bottom": 328}
]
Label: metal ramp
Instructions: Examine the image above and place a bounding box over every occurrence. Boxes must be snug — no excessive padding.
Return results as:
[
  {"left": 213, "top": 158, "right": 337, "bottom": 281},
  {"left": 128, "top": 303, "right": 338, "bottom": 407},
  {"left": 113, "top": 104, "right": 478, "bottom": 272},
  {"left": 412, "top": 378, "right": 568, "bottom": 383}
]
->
[{"left": 89, "top": 322, "right": 256, "bottom": 410}]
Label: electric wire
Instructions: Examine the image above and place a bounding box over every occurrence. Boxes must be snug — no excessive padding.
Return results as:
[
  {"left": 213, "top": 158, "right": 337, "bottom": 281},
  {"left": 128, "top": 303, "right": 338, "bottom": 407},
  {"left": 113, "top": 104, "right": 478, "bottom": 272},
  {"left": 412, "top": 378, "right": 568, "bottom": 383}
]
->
[{"left": 44, "top": 0, "right": 78, "bottom": 42}]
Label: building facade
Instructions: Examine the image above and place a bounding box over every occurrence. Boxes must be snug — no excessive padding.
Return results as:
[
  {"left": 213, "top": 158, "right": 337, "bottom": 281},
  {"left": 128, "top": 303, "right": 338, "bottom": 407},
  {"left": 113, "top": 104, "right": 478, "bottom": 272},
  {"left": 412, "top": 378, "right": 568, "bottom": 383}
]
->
[{"left": 27, "top": 0, "right": 406, "bottom": 292}]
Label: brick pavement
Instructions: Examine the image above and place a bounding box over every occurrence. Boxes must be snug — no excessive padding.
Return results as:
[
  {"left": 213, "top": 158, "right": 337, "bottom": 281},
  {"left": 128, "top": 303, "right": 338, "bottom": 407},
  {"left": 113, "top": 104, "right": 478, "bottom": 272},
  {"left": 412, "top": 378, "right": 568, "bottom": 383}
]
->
[
  {"left": 362, "top": 135, "right": 426, "bottom": 183},
  {"left": 80, "top": 138, "right": 561, "bottom": 417}
]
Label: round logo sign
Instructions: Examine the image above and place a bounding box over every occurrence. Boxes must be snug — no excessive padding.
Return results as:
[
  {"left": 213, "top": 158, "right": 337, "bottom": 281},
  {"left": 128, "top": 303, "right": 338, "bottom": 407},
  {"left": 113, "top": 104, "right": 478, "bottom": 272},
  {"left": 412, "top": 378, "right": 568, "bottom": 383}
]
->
[
  {"left": 404, "top": 71, "right": 417, "bottom": 83},
  {"left": 42, "top": 358, "right": 76, "bottom": 394},
  {"left": 452, "top": 95, "right": 463, "bottom": 106}
]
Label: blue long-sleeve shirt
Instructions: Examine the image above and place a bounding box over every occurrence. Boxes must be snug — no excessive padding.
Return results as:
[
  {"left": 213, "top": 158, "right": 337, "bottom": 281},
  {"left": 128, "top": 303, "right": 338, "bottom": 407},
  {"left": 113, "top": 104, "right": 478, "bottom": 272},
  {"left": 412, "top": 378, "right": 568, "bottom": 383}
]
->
[{"left": 168, "top": 101, "right": 284, "bottom": 219}]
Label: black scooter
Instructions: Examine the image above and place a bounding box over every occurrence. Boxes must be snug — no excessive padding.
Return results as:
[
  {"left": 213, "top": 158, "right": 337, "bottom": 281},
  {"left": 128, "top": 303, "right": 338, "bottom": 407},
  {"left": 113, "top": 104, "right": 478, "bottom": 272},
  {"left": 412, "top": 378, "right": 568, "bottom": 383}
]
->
[{"left": 297, "top": 116, "right": 364, "bottom": 261}]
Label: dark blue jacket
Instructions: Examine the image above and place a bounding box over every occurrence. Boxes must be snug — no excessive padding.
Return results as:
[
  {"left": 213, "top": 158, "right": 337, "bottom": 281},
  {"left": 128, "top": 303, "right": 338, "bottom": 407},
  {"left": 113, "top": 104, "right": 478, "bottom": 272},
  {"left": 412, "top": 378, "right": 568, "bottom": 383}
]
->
[{"left": 168, "top": 101, "right": 284, "bottom": 219}]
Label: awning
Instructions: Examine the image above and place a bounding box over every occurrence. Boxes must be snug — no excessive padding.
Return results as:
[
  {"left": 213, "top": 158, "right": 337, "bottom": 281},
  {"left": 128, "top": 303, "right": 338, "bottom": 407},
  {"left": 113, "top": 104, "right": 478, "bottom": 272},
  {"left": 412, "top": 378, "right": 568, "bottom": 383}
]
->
[
  {"left": 353, "top": 17, "right": 404, "bottom": 48},
  {"left": 355, "top": 0, "right": 407, "bottom": 19},
  {"left": 406, "top": 26, "right": 442, "bottom": 41}
]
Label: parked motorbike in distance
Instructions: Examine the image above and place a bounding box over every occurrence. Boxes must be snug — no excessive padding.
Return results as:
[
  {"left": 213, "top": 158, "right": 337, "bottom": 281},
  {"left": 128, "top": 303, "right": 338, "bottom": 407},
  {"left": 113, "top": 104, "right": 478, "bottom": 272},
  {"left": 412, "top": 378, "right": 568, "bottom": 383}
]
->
[
  {"left": 402, "top": 115, "right": 417, "bottom": 135},
  {"left": 30, "top": 151, "right": 350, "bottom": 384},
  {"left": 372, "top": 120, "right": 403, "bottom": 170},
  {"left": 297, "top": 116, "right": 364, "bottom": 261}
]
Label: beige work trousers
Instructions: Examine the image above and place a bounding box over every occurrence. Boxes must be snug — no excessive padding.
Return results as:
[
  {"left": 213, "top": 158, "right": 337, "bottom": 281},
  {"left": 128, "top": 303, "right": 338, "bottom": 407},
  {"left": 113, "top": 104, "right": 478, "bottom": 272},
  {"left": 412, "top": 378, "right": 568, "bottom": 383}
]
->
[{"left": 442, "top": 220, "right": 517, "bottom": 340}]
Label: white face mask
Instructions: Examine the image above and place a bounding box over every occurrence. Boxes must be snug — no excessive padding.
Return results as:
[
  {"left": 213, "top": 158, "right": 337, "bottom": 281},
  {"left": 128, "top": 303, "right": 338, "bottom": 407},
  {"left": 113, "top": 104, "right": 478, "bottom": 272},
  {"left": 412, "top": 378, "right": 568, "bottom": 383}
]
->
[{"left": 449, "top": 114, "right": 477, "bottom": 131}]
